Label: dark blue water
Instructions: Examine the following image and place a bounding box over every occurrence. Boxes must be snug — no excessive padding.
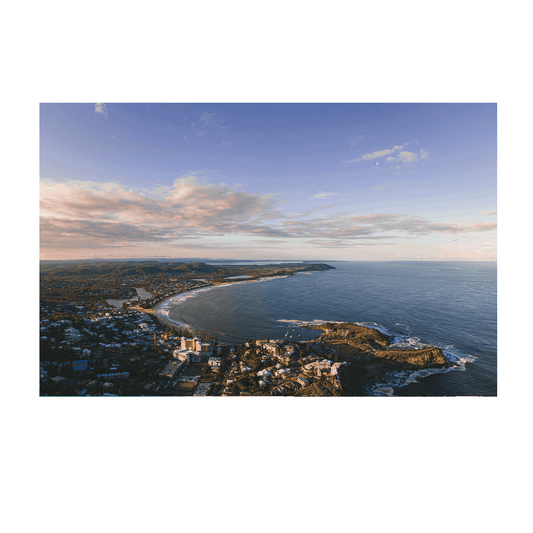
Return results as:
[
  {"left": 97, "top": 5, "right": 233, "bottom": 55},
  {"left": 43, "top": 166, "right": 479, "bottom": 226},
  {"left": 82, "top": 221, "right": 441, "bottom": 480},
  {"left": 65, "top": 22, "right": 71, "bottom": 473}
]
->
[{"left": 156, "top": 261, "right": 497, "bottom": 396}]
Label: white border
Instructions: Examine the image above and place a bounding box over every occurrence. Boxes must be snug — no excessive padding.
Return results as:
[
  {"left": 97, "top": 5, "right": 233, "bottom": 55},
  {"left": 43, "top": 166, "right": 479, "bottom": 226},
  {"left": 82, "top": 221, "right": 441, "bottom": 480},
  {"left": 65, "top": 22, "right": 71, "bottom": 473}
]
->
[{"left": 17, "top": 84, "right": 516, "bottom": 416}]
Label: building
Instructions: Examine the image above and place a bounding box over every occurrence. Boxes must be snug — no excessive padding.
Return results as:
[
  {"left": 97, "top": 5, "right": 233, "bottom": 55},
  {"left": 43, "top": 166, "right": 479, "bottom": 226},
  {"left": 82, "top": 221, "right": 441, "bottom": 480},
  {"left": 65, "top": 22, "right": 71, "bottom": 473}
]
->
[
  {"left": 257, "top": 368, "right": 272, "bottom": 379},
  {"left": 208, "top": 357, "right": 222, "bottom": 371},
  {"left": 159, "top": 360, "right": 184, "bottom": 378},
  {"left": 180, "top": 336, "right": 213, "bottom": 356},
  {"left": 72, "top": 360, "right": 88, "bottom": 372},
  {"left": 180, "top": 336, "right": 196, "bottom": 350},
  {"left": 173, "top": 348, "right": 193, "bottom": 362},
  {"left": 296, "top": 377, "right": 309, "bottom": 388}
]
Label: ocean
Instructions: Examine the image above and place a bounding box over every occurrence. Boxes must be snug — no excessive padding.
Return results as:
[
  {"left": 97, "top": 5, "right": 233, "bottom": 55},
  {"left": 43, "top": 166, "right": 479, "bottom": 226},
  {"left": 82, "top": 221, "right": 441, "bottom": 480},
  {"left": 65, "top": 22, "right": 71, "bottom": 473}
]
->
[{"left": 154, "top": 261, "right": 497, "bottom": 396}]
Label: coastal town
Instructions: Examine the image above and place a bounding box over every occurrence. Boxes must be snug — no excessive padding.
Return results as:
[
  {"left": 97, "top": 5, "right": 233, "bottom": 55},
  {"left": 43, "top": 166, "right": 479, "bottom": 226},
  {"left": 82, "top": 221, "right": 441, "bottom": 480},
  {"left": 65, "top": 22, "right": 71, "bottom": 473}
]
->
[
  {"left": 39, "top": 260, "right": 451, "bottom": 396},
  {"left": 39, "top": 260, "right": 352, "bottom": 396}
]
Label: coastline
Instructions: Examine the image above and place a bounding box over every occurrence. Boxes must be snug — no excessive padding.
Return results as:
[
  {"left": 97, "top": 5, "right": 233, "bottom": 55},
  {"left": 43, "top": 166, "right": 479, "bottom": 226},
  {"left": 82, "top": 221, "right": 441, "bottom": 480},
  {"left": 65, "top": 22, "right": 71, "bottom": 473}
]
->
[
  {"left": 125, "top": 263, "right": 336, "bottom": 336},
  {"left": 148, "top": 274, "right": 294, "bottom": 333},
  {"left": 135, "top": 265, "right": 471, "bottom": 396},
  {"left": 39, "top": 260, "right": 494, "bottom": 396},
  {"left": 152, "top": 289, "right": 466, "bottom": 395}
]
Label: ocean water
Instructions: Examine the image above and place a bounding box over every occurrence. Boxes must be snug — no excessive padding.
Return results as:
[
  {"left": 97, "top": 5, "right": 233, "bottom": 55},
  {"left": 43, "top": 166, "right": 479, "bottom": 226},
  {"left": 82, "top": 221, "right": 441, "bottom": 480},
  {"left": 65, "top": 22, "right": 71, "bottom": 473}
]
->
[{"left": 155, "top": 261, "right": 497, "bottom": 396}]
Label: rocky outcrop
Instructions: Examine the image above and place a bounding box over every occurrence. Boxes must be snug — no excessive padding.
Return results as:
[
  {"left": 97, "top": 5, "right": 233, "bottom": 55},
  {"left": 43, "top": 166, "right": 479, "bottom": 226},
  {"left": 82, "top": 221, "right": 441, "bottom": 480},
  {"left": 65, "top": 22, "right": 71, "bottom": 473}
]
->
[
  {"left": 306, "top": 322, "right": 452, "bottom": 395},
  {"left": 370, "top": 346, "right": 449, "bottom": 369}
]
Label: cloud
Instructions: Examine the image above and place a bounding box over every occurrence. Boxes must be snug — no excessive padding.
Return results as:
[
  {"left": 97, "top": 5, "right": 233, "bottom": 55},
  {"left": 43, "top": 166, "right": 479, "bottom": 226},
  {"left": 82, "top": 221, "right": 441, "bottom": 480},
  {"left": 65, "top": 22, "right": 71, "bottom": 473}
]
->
[
  {"left": 198, "top": 112, "right": 228, "bottom": 130},
  {"left": 199, "top": 112, "right": 214, "bottom": 124},
  {"left": 373, "top": 180, "right": 401, "bottom": 191},
  {"left": 185, "top": 112, "right": 229, "bottom": 140},
  {"left": 344, "top": 142, "right": 429, "bottom": 166},
  {"left": 40, "top": 177, "right": 280, "bottom": 249},
  {"left": 343, "top": 143, "right": 406, "bottom": 165},
  {"left": 364, "top": 149, "right": 396, "bottom": 160},
  {"left": 482, "top": 210, "right": 497, "bottom": 216},
  {"left": 397, "top": 151, "right": 418, "bottom": 163},
  {"left": 40, "top": 177, "right": 497, "bottom": 252},
  {"left": 94, "top": 103, "right": 108, "bottom": 115},
  {"left": 350, "top": 135, "right": 366, "bottom": 145},
  {"left": 311, "top": 192, "right": 339, "bottom": 200}
]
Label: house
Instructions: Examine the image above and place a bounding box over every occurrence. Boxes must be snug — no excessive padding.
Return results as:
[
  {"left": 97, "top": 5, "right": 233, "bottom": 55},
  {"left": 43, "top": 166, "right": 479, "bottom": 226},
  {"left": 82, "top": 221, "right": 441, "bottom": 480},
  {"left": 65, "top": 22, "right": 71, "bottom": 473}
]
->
[
  {"left": 296, "top": 377, "right": 309, "bottom": 388},
  {"left": 276, "top": 353, "right": 293, "bottom": 365},
  {"left": 274, "top": 368, "right": 291, "bottom": 378},
  {"left": 263, "top": 342, "right": 282, "bottom": 356},
  {"left": 208, "top": 357, "right": 222, "bottom": 371},
  {"left": 72, "top": 360, "right": 88, "bottom": 372}
]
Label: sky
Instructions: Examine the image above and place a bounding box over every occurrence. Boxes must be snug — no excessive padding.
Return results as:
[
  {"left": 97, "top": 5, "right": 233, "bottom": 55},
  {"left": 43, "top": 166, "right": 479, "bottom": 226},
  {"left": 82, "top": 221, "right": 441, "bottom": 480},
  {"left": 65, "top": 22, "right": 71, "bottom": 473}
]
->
[{"left": 40, "top": 103, "right": 496, "bottom": 261}]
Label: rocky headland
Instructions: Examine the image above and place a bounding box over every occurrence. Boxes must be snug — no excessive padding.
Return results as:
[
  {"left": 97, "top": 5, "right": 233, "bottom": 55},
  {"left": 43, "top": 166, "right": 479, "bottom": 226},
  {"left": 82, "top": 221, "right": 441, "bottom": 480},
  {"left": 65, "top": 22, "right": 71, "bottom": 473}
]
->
[{"left": 306, "top": 322, "right": 450, "bottom": 394}]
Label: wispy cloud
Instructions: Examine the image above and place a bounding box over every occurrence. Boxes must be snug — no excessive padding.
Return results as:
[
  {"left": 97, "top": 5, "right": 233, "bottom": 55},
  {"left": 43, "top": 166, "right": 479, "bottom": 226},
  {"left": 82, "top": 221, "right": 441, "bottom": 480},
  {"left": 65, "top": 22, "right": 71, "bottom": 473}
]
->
[
  {"left": 311, "top": 192, "right": 339, "bottom": 200},
  {"left": 94, "top": 103, "right": 108, "bottom": 115},
  {"left": 373, "top": 180, "right": 402, "bottom": 191},
  {"left": 342, "top": 144, "right": 406, "bottom": 165},
  {"left": 185, "top": 112, "right": 229, "bottom": 140},
  {"left": 349, "top": 135, "right": 366, "bottom": 146},
  {"left": 201, "top": 112, "right": 230, "bottom": 130},
  {"left": 343, "top": 142, "right": 429, "bottom": 166},
  {"left": 198, "top": 112, "right": 218, "bottom": 127}
]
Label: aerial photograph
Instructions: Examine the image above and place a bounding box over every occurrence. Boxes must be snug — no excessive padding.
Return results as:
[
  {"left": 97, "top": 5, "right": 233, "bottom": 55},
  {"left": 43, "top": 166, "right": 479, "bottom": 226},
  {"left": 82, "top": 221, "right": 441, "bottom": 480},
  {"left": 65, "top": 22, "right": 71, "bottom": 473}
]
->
[{"left": 39, "top": 102, "right": 497, "bottom": 397}]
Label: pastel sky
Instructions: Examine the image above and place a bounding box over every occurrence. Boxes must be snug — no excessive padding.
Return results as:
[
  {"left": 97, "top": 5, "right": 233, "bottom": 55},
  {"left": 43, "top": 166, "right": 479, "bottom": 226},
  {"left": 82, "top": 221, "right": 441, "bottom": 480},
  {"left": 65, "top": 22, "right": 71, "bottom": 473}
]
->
[{"left": 40, "top": 103, "right": 496, "bottom": 261}]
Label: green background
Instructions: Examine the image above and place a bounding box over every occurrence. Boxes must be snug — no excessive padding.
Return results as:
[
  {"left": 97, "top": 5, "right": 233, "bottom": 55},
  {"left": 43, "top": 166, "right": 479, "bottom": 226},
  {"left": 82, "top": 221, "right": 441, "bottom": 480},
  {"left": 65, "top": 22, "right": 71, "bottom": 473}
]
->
[{"left": 1, "top": 1, "right": 531, "bottom": 532}]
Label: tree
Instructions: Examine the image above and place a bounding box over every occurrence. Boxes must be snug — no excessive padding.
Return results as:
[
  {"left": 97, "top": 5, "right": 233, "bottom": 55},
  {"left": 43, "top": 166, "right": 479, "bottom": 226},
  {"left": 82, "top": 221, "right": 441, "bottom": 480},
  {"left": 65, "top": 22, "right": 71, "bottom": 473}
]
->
[
  {"left": 61, "top": 362, "right": 73, "bottom": 378},
  {"left": 47, "top": 364, "right": 57, "bottom": 378}
]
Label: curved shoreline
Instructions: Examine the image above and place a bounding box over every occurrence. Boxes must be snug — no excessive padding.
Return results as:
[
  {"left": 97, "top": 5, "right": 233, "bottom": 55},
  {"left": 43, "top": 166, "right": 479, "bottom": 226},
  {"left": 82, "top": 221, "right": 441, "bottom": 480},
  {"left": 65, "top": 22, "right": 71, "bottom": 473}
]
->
[
  {"left": 150, "top": 274, "right": 294, "bottom": 332},
  {"left": 137, "top": 273, "right": 474, "bottom": 395}
]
